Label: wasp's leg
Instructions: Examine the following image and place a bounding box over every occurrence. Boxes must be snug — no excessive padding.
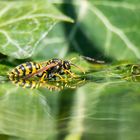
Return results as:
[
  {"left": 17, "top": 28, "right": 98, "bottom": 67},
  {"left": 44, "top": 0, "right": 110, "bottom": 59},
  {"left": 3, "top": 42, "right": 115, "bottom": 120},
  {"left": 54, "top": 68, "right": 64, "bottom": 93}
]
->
[
  {"left": 64, "top": 70, "right": 78, "bottom": 78},
  {"left": 40, "top": 73, "right": 46, "bottom": 81},
  {"left": 54, "top": 73, "right": 66, "bottom": 81}
]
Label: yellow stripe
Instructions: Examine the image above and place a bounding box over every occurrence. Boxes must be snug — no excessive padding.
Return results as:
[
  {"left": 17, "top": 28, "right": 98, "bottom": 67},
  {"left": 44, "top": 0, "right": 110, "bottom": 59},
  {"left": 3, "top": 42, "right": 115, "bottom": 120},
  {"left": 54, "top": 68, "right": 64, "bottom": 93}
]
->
[
  {"left": 31, "top": 81, "right": 36, "bottom": 89},
  {"left": 31, "top": 62, "right": 37, "bottom": 74},
  {"left": 18, "top": 69, "right": 23, "bottom": 76},
  {"left": 18, "top": 79, "right": 24, "bottom": 85},
  {"left": 36, "top": 63, "right": 39, "bottom": 69},
  {"left": 13, "top": 69, "right": 19, "bottom": 77},
  {"left": 26, "top": 68, "right": 30, "bottom": 75},
  {"left": 12, "top": 70, "right": 18, "bottom": 76}
]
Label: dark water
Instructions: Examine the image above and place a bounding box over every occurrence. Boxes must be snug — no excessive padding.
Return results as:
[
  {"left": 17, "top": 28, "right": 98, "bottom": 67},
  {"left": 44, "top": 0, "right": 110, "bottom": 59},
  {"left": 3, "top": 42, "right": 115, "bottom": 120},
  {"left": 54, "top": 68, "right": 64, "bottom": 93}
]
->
[{"left": 0, "top": 78, "right": 140, "bottom": 140}]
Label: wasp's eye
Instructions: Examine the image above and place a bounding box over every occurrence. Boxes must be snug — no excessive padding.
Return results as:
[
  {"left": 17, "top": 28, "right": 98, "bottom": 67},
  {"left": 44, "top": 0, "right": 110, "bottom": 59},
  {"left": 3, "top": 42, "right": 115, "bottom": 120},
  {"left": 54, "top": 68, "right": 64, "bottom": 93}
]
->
[{"left": 64, "top": 61, "right": 70, "bottom": 69}]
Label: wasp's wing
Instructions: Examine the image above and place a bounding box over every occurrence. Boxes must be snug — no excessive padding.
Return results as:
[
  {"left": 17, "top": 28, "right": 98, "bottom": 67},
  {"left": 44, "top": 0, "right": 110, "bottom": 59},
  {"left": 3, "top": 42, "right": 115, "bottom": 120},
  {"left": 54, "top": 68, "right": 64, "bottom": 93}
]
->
[{"left": 23, "top": 63, "right": 58, "bottom": 79}]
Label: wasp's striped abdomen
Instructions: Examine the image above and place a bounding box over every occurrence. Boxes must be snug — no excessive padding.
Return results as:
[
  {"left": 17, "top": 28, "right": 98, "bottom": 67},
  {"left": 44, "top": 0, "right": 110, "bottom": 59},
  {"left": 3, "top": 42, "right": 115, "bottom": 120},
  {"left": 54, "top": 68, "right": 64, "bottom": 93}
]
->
[{"left": 8, "top": 62, "right": 42, "bottom": 78}]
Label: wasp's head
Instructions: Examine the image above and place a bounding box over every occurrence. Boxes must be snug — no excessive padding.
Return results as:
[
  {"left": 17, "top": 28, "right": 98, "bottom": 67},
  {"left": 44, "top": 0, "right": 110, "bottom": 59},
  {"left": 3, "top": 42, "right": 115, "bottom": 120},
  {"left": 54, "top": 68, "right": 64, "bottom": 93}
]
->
[{"left": 63, "top": 60, "right": 71, "bottom": 70}]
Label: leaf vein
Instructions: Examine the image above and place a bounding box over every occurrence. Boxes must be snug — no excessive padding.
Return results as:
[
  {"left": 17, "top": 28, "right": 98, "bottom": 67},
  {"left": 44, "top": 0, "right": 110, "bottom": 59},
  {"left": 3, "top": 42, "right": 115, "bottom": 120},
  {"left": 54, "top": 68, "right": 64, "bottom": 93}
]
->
[
  {"left": 93, "top": 1, "right": 140, "bottom": 10},
  {"left": 89, "top": 4, "right": 140, "bottom": 59}
]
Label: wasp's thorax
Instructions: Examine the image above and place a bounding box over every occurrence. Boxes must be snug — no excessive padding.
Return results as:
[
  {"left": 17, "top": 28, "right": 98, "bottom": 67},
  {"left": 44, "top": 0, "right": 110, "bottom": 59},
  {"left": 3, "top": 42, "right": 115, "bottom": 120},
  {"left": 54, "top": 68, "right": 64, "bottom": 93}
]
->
[
  {"left": 49, "top": 59, "right": 71, "bottom": 70},
  {"left": 45, "top": 59, "right": 71, "bottom": 79}
]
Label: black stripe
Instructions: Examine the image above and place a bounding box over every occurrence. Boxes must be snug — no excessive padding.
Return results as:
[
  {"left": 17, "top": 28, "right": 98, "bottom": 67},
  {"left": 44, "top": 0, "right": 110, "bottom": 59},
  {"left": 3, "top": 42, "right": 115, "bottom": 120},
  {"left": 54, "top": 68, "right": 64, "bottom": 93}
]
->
[
  {"left": 26, "top": 62, "right": 32, "bottom": 74},
  {"left": 9, "top": 72, "right": 15, "bottom": 78},
  {"left": 34, "top": 62, "right": 39, "bottom": 70},
  {"left": 31, "top": 62, "right": 37, "bottom": 71},
  {"left": 19, "top": 64, "right": 26, "bottom": 76},
  {"left": 13, "top": 78, "right": 20, "bottom": 84},
  {"left": 47, "top": 61, "right": 51, "bottom": 65},
  {"left": 11, "top": 72, "right": 15, "bottom": 75},
  {"left": 15, "top": 68, "right": 20, "bottom": 76}
]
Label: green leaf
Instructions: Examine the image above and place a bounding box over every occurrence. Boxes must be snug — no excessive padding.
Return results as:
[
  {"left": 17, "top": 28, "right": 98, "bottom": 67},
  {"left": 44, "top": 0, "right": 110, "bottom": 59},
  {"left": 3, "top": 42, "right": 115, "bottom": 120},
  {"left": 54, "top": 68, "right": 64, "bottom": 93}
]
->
[
  {"left": 0, "top": 1, "right": 73, "bottom": 59},
  {"left": 52, "top": 0, "right": 140, "bottom": 60},
  {"left": 32, "top": 23, "right": 69, "bottom": 61},
  {"left": 87, "top": 0, "right": 140, "bottom": 60}
]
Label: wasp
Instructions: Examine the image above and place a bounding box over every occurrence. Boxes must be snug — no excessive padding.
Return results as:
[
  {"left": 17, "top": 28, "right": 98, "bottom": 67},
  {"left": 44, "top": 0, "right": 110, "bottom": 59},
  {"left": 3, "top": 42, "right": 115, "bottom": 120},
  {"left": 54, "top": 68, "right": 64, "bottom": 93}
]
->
[{"left": 8, "top": 58, "right": 84, "bottom": 81}]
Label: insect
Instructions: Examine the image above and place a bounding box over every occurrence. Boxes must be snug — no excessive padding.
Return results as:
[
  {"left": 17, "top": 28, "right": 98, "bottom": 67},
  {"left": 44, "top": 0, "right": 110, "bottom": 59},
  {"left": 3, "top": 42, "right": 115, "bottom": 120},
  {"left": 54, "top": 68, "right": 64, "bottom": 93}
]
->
[{"left": 8, "top": 58, "right": 84, "bottom": 81}]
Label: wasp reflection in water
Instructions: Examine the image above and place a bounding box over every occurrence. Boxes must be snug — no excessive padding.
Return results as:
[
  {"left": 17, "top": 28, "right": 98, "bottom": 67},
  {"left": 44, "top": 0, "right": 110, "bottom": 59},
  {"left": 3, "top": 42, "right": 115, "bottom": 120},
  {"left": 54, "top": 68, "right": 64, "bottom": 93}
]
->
[{"left": 9, "top": 76, "right": 85, "bottom": 91}]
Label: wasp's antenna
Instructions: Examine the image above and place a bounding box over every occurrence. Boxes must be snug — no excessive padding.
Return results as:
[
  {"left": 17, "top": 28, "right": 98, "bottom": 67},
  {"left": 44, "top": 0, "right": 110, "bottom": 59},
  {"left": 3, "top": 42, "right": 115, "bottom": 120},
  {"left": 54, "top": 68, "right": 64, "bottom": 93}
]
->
[
  {"left": 70, "top": 63, "right": 85, "bottom": 74},
  {"left": 70, "top": 57, "right": 77, "bottom": 62},
  {"left": 81, "top": 56, "right": 105, "bottom": 64}
]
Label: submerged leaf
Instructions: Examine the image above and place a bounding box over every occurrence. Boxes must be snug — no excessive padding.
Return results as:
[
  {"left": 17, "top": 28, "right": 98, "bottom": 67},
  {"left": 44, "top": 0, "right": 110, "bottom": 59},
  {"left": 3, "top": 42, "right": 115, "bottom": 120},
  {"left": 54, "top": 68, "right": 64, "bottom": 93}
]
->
[{"left": 0, "top": 82, "right": 56, "bottom": 140}]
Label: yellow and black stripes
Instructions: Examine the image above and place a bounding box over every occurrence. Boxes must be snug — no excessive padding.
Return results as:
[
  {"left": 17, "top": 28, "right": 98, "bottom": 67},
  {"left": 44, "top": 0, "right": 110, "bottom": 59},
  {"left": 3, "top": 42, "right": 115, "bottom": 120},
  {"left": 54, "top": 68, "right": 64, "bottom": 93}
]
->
[
  {"left": 9, "top": 76, "right": 61, "bottom": 90},
  {"left": 8, "top": 62, "right": 42, "bottom": 78},
  {"left": 8, "top": 58, "right": 83, "bottom": 81},
  {"left": 10, "top": 77, "right": 40, "bottom": 89},
  {"left": 47, "top": 58, "right": 63, "bottom": 65}
]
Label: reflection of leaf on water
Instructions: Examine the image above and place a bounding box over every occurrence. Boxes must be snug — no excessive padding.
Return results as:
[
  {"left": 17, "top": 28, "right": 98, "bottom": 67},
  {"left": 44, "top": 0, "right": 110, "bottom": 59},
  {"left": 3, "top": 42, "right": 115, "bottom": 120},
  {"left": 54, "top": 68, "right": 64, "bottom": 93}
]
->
[
  {"left": 1, "top": 61, "right": 140, "bottom": 139},
  {"left": 85, "top": 82, "right": 140, "bottom": 140},
  {"left": 63, "top": 81, "right": 140, "bottom": 140},
  {"left": 63, "top": 82, "right": 109, "bottom": 139},
  {"left": 0, "top": 82, "right": 56, "bottom": 140}
]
